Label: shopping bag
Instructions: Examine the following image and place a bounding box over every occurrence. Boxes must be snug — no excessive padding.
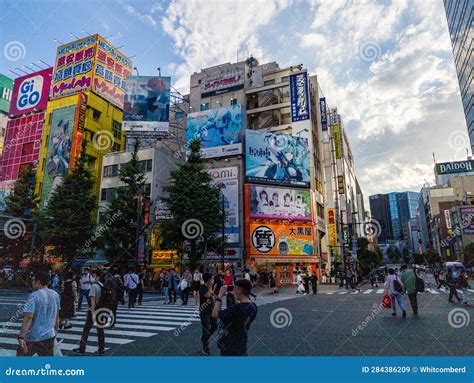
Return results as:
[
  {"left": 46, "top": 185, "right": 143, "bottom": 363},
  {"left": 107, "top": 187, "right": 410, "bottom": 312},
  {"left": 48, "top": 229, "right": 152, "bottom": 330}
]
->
[
  {"left": 54, "top": 338, "right": 63, "bottom": 356},
  {"left": 382, "top": 294, "right": 391, "bottom": 309}
]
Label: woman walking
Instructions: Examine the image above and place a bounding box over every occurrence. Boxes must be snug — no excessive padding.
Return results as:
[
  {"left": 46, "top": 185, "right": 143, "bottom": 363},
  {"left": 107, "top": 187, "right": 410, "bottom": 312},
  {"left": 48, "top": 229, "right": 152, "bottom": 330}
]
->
[
  {"left": 192, "top": 268, "right": 203, "bottom": 302},
  {"left": 385, "top": 268, "right": 407, "bottom": 318},
  {"left": 60, "top": 271, "right": 77, "bottom": 329}
]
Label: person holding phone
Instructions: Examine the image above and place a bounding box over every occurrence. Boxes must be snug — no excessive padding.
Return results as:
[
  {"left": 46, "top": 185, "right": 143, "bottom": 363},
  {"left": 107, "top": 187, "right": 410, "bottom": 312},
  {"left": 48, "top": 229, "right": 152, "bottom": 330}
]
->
[{"left": 223, "top": 268, "right": 235, "bottom": 306}]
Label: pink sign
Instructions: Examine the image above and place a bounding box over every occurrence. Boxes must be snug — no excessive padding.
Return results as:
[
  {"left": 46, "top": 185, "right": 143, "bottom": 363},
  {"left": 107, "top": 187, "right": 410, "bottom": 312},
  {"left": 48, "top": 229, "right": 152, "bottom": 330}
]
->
[{"left": 9, "top": 68, "right": 52, "bottom": 117}]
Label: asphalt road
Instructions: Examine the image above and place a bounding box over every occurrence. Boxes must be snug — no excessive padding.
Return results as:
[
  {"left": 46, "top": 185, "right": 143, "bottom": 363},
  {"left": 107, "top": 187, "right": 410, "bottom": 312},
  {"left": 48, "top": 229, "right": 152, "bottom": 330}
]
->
[{"left": 0, "top": 282, "right": 472, "bottom": 356}]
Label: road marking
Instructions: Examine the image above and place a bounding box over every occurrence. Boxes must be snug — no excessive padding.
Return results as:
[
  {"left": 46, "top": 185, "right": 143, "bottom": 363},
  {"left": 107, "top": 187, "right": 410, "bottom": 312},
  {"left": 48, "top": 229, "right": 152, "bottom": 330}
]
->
[
  {"left": 376, "top": 289, "right": 384, "bottom": 294},
  {"left": 0, "top": 336, "right": 105, "bottom": 353},
  {"left": 75, "top": 312, "right": 200, "bottom": 322},
  {"left": 350, "top": 291, "right": 359, "bottom": 294},
  {"left": 363, "top": 289, "right": 373, "bottom": 294},
  {"left": 338, "top": 291, "right": 348, "bottom": 294},
  {"left": 427, "top": 288, "right": 440, "bottom": 294}
]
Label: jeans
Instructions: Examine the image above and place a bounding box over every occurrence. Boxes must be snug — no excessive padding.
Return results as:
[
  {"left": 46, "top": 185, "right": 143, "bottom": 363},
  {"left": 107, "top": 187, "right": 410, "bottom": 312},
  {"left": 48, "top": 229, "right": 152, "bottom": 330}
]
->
[
  {"left": 312, "top": 283, "right": 317, "bottom": 294},
  {"left": 78, "top": 289, "right": 90, "bottom": 310},
  {"left": 462, "top": 288, "right": 469, "bottom": 304},
  {"left": 17, "top": 337, "right": 55, "bottom": 356},
  {"left": 137, "top": 288, "right": 143, "bottom": 304},
  {"left": 390, "top": 293, "right": 406, "bottom": 314},
  {"left": 111, "top": 301, "right": 118, "bottom": 326},
  {"left": 200, "top": 311, "right": 217, "bottom": 350},
  {"left": 407, "top": 292, "right": 418, "bottom": 315},
  {"left": 79, "top": 310, "right": 105, "bottom": 353},
  {"left": 181, "top": 287, "right": 190, "bottom": 305},
  {"left": 448, "top": 285, "right": 461, "bottom": 302},
  {"left": 168, "top": 288, "right": 177, "bottom": 303},
  {"left": 128, "top": 288, "right": 138, "bottom": 307}
]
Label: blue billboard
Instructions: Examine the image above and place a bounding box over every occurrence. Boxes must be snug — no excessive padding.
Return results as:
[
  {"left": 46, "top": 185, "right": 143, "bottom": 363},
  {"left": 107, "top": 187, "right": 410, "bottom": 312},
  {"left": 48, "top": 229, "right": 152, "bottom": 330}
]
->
[
  {"left": 186, "top": 104, "right": 242, "bottom": 159},
  {"left": 245, "top": 130, "right": 310, "bottom": 188},
  {"left": 320, "top": 97, "right": 328, "bottom": 131},
  {"left": 290, "top": 71, "right": 310, "bottom": 122},
  {"left": 123, "top": 76, "right": 171, "bottom": 133}
]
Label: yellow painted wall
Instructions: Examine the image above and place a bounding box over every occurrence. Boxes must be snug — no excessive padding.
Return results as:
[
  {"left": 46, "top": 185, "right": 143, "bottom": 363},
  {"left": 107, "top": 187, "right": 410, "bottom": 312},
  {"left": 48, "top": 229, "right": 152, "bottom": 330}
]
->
[{"left": 35, "top": 92, "right": 125, "bottom": 211}]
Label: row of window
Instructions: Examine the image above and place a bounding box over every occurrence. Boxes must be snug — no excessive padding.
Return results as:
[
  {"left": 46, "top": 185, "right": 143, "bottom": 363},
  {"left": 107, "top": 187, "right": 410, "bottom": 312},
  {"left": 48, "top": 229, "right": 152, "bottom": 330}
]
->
[
  {"left": 100, "top": 184, "right": 151, "bottom": 202},
  {"left": 103, "top": 159, "right": 153, "bottom": 178}
]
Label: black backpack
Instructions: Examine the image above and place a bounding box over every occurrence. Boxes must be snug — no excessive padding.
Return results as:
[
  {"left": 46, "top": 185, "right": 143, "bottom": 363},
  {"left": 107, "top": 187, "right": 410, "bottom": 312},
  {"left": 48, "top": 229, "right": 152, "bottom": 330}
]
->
[
  {"left": 94, "top": 282, "right": 114, "bottom": 309},
  {"left": 415, "top": 273, "right": 425, "bottom": 293},
  {"left": 393, "top": 279, "right": 404, "bottom": 293}
]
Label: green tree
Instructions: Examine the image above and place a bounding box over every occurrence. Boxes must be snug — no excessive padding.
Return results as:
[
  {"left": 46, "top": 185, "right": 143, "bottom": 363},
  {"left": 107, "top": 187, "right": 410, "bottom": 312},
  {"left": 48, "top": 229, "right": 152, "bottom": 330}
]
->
[
  {"left": 412, "top": 253, "right": 424, "bottom": 265},
  {"left": 402, "top": 247, "right": 410, "bottom": 265},
  {"left": 160, "top": 139, "right": 223, "bottom": 269},
  {"left": 425, "top": 248, "right": 441, "bottom": 265},
  {"left": 356, "top": 237, "right": 382, "bottom": 274},
  {"left": 102, "top": 140, "right": 146, "bottom": 268},
  {"left": 1, "top": 164, "right": 37, "bottom": 267},
  {"left": 41, "top": 141, "right": 96, "bottom": 267},
  {"left": 387, "top": 246, "right": 401, "bottom": 263}
]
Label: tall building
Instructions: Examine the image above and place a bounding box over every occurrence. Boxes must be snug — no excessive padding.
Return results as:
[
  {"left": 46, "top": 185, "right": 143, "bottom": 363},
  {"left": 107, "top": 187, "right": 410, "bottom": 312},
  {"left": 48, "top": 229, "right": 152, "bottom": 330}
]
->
[
  {"left": 388, "top": 192, "right": 401, "bottom": 240},
  {"left": 396, "top": 191, "right": 420, "bottom": 240},
  {"left": 443, "top": 0, "right": 473, "bottom": 151},
  {"left": 369, "top": 194, "right": 392, "bottom": 242}
]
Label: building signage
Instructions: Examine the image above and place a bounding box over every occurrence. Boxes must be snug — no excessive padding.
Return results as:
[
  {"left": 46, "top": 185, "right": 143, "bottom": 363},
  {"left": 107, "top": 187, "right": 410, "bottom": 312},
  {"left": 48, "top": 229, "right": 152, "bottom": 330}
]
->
[
  {"left": 200, "top": 64, "right": 245, "bottom": 97},
  {"left": 154, "top": 199, "right": 172, "bottom": 220},
  {"left": 289, "top": 71, "right": 310, "bottom": 122},
  {"left": 70, "top": 93, "right": 87, "bottom": 170},
  {"left": 319, "top": 97, "right": 328, "bottom": 131},
  {"left": 0, "top": 74, "right": 13, "bottom": 114},
  {"left": 333, "top": 123, "right": 342, "bottom": 159},
  {"left": 460, "top": 206, "right": 474, "bottom": 235},
  {"left": 10, "top": 68, "right": 52, "bottom": 116},
  {"left": 328, "top": 208, "right": 337, "bottom": 247},
  {"left": 435, "top": 160, "right": 474, "bottom": 175},
  {"left": 337, "top": 175, "right": 344, "bottom": 194},
  {"left": 207, "top": 166, "right": 239, "bottom": 243},
  {"left": 123, "top": 75, "right": 171, "bottom": 133},
  {"left": 187, "top": 104, "right": 242, "bottom": 159},
  {"left": 151, "top": 250, "right": 177, "bottom": 263},
  {"left": 249, "top": 222, "right": 314, "bottom": 256},
  {"left": 245, "top": 130, "right": 310, "bottom": 188},
  {"left": 444, "top": 209, "right": 452, "bottom": 229}
]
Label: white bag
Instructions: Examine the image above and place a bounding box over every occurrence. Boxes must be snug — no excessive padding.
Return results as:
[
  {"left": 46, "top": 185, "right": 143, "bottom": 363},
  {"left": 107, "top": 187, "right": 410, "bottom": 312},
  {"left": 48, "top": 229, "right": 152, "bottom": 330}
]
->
[
  {"left": 180, "top": 280, "right": 188, "bottom": 290},
  {"left": 54, "top": 338, "right": 63, "bottom": 356}
]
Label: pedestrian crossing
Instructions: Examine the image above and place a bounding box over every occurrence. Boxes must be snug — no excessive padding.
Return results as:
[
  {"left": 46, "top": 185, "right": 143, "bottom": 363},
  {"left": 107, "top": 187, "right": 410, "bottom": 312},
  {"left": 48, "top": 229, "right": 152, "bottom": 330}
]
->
[
  {"left": 319, "top": 287, "right": 474, "bottom": 295},
  {"left": 0, "top": 292, "right": 299, "bottom": 356}
]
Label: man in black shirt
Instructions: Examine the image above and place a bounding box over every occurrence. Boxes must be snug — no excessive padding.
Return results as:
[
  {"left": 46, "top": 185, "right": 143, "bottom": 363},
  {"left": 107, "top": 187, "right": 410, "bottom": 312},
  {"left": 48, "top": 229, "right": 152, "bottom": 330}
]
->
[
  {"left": 212, "top": 279, "right": 257, "bottom": 356},
  {"left": 198, "top": 273, "right": 216, "bottom": 356}
]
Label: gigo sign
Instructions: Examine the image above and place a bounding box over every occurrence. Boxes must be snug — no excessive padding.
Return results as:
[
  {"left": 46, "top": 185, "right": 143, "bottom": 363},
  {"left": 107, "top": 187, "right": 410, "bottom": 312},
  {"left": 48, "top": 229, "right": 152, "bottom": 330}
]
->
[{"left": 10, "top": 68, "right": 52, "bottom": 116}]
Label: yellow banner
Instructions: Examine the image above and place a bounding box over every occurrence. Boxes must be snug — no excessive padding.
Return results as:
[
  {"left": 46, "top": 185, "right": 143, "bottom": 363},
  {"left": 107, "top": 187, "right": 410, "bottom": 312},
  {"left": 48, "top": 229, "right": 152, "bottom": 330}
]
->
[{"left": 333, "top": 124, "right": 342, "bottom": 159}]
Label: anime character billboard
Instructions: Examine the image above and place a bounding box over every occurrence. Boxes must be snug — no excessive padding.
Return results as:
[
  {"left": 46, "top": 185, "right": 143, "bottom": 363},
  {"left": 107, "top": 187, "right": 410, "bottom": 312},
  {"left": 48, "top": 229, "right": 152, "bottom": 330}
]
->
[
  {"left": 41, "top": 105, "right": 76, "bottom": 207},
  {"left": 186, "top": 104, "right": 242, "bottom": 159},
  {"left": 246, "top": 130, "right": 310, "bottom": 187},
  {"left": 123, "top": 76, "right": 171, "bottom": 133}
]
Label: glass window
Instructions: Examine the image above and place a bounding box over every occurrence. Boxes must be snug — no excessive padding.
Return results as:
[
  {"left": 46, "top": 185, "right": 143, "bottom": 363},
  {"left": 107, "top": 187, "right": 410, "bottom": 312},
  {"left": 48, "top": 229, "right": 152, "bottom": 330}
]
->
[
  {"left": 230, "top": 98, "right": 237, "bottom": 106},
  {"left": 175, "top": 111, "right": 184, "bottom": 119},
  {"left": 21, "top": 142, "right": 34, "bottom": 156},
  {"left": 281, "top": 76, "right": 289, "bottom": 83},
  {"left": 264, "top": 79, "right": 275, "bottom": 86},
  {"left": 200, "top": 103, "right": 209, "bottom": 111},
  {"left": 112, "top": 120, "right": 122, "bottom": 139}
]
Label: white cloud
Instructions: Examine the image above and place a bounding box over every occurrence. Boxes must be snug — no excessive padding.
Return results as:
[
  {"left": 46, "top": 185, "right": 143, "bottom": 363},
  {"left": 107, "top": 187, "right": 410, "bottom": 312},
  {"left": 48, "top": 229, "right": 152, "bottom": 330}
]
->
[
  {"left": 299, "top": 33, "right": 326, "bottom": 48},
  {"left": 123, "top": 4, "right": 158, "bottom": 27}
]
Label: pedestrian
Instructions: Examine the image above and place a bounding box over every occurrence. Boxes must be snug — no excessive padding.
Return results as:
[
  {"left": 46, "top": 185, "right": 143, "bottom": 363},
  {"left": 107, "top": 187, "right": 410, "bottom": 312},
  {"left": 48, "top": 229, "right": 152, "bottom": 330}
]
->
[
  {"left": 162, "top": 270, "right": 169, "bottom": 301},
  {"left": 447, "top": 269, "right": 462, "bottom": 303},
  {"left": 73, "top": 270, "right": 111, "bottom": 355},
  {"left": 17, "top": 271, "right": 60, "bottom": 356},
  {"left": 338, "top": 269, "right": 344, "bottom": 288},
  {"left": 269, "top": 273, "right": 278, "bottom": 294},
  {"left": 60, "top": 271, "right": 77, "bottom": 329},
  {"left": 296, "top": 271, "right": 303, "bottom": 295},
  {"left": 137, "top": 271, "right": 144, "bottom": 305},
  {"left": 384, "top": 268, "right": 407, "bottom": 318},
  {"left": 310, "top": 272, "right": 318, "bottom": 294},
  {"left": 244, "top": 269, "right": 252, "bottom": 282},
  {"left": 166, "top": 269, "right": 180, "bottom": 305},
  {"left": 351, "top": 271, "right": 361, "bottom": 292},
  {"left": 400, "top": 265, "right": 418, "bottom": 316},
  {"left": 438, "top": 270, "right": 446, "bottom": 289},
  {"left": 458, "top": 269, "right": 469, "bottom": 306},
  {"left": 433, "top": 264, "right": 441, "bottom": 286},
  {"left": 50, "top": 272, "right": 61, "bottom": 294},
  {"left": 212, "top": 279, "right": 257, "bottom": 356},
  {"left": 370, "top": 270, "right": 379, "bottom": 288},
  {"left": 192, "top": 268, "right": 203, "bottom": 302},
  {"left": 124, "top": 269, "right": 139, "bottom": 308},
  {"left": 105, "top": 269, "right": 120, "bottom": 329},
  {"left": 213, "top": 270, "right": 224, "bottom": 295},
  {"left": 223, "top": 268, "right": 235, "bottom": 306},
  {"left": 180, "top": 268, "right": 192, "bottom": 305},
  {"left": 198, "top": 272, "right": 217, "bottom": 356},
  {"left": 78, "top": 268, "right": 92, "bottom": 311},
  {"left": 303, "top": 272, "right": 310, "bottom": 294}
]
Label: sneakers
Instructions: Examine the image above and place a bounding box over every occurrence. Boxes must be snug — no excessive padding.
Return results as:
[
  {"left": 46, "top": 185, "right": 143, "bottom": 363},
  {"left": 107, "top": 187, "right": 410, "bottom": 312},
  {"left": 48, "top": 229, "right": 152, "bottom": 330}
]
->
[{"left": 72, "top": 348, "right": 85, "bottom": 355}]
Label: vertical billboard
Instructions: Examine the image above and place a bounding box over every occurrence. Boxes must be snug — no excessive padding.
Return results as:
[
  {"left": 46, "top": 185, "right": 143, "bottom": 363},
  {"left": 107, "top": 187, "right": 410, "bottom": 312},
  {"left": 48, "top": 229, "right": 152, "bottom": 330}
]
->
[
  {"left": 92, "top": 35, "right": 132, "bottom": 109},
  {"left": 51, "top": 35, "right": 96, "bottom": 99},
  {"left": 123, "top": 76, "right": 171, "bottom": 133},
  {"left": 249, "top": 222, "right": 314, "bottom": 256},
  {"left": 290, "top": 71, "right": 310, "bottom": 122},
  {"left": 245, "top": 130, "right": 310, "bottom": 187},
  {"left": 248, "top": 185, "right": 311, "bottom": 221},
  {"left": 327, "top": 208, "right": 337, "bottom": 247},
  {"left": 207, "top": 167, "right": 239, "bottom": 243},
  {"left": 319, "top": 97, "right": 327, "bottom": 131},
  {"left": 187, "top": 104, "right": 242, "bottom": 159},
  {"left": 51, "top": 35, "right": 132, "bottom": 109},
  {"left": 70, "top": 93, "right": 87, "bottom": 169},
  {"left": 460, "top": 207, "right": 474, "bottom": 234},
  {"left": 41, "top": 105, "right": 77, "bottom": 206},
  {"left": 10, "top": 68, "right": 53, "bottom": 116},
  {"left": 333, "top": 123, "right": 342, "bottom": 159}
]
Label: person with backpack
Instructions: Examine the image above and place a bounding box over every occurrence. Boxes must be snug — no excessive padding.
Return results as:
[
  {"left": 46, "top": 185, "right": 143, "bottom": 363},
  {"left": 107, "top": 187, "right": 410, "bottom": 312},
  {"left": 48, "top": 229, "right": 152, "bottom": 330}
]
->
[
  {"left": 384, "top": 268, "right": 407, "bottom": 318},
  {"left": 124, "top": 269, "right": 139, "bottom": 308},
  {"left": 60, "top": 271, "right": 77, "bottom": 329},
  {"left": 400, "top": 265, "right": 418, "bottom": 316},
  {"left": 73, "top": 270, "right": 109, "bottom": 355},
  {"left": 447, "top": 269, "right": 462, "bottom": 303},
  {"left": 198, "top": 272, "right": 217, "bottom": 355},
  {"left": 310, "top": 272, "right": 318, "bottom": 294},
  {"left": 137, "top": 271, "right": 144, "bottom": 306},
  {"left": 106, "top": 269, "right": 122, "bottom": 329},
  {"left": 78, "top": 268, "right": 92, "bottom": 310},
  {"left": 212, "top": 279, "right": 257, "bottom": 356},
  {"left": 458, "top": 269, "right": 469, "bottom": 306}
]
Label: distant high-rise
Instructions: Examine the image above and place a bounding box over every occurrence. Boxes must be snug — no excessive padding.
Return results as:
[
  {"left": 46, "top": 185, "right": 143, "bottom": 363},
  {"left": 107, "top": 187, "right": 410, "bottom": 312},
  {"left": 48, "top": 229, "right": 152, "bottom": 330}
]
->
[
  {"left": 443, "top": 0, "right": 473, "bottom": 151},
  {"left": 369, "top": 194, "right": 392, "bottom": 242}
]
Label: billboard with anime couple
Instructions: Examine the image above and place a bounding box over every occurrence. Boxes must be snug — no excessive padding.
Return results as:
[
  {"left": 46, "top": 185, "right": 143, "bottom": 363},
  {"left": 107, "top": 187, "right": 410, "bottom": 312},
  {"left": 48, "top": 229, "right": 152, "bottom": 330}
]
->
[
  {"left": 249, "top": 185, "right": 311, "bottom": 221},
  {"left": 245, "top": 130, "right": 310, "bottom": 187},
  {"left": 186, "top": 104, "right": 242, "bottom": 159}
]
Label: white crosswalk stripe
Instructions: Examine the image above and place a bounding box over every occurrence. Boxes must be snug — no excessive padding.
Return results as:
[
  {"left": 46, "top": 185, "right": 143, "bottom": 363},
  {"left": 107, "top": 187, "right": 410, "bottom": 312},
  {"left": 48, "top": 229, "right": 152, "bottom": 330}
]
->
[{"left": 0, "top": 292, "right": 300, "bottom": 356}]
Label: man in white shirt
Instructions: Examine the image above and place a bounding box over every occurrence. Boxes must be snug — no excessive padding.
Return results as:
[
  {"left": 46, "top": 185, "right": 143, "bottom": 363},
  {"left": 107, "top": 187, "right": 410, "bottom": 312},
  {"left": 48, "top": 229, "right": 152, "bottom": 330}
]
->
[
  {"left": 78, "top": 268, "right": 92, "bottom": 310},
  {"left": 124, "top": 269, "right": 139, "bottom": 308}
]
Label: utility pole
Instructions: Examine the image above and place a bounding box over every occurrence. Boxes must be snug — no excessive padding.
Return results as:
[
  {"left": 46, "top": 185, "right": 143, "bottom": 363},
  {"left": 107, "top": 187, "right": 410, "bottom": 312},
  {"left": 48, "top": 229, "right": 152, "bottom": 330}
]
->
[{"left": 221, "top": 194, "right": 226, "bottom": 270}]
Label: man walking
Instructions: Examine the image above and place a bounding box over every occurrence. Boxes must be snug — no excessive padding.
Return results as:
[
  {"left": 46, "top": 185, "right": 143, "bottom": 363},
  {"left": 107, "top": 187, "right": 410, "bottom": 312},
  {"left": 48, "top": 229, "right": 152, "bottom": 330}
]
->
[
  {"left": 180, "top": 268, "right": 192, "bottom": 305},
  {"left": 310, "top": 272, "right": 318, "bottom": 294},
  {"left": 78, "top": 268, "right": 92, "bottom": 310},
  {"left": 124, "top": 269, "right": 139, "bottom": 308},
  {"left": 400, "top": 265, "right": 418, "bottom": 316},
  {"left": 212, "top": 279, "right": 257, "bottom": 356},
  {"left": 17, "top": 272, "right": 60, "bottom": 356},
  {"left": 166, "top": 269, "right": 180, "bottom": 305},
  {"left": 198, "top": 273, "right": 217, "bottom": 355},
  {"left": 447, "top": 269, "right": 462, "bottom": 303},
  {"left": 73, "top": 270, "right": 108, "bottom": 355}
]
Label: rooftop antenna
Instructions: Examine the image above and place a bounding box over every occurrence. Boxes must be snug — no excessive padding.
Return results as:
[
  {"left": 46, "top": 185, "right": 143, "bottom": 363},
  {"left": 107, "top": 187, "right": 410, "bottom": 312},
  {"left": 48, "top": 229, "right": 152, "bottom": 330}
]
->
[
  {"left": 38, "top": 60, "right": 51, "bottom": 67},
  {"left": 157, "top": 67, "right": 161, "bottom": 77},
  {"left": 133, "top": 67, "right": 139, "bottom": 76},
  {"left": 432, "top": 152, "right": 436, "bottom": 165},
  {"left": 53, "top": 38, "right": 64, "bottom": 45},
  {"left": 82, "top": 28, "right": 92, "bottom": 36},
  {"left": 115, "top": 45, "right": 125, "bottom": 50},
  {"left": 31, "top": 62, "right": 44, "bottom": 70},
  {"left": 8, "top": 69, "right": 22, "bottom": 77},
  {"left": 70, "top": 33, "right": 80, "bottom": 40},
  {"left": 15, "top": 67, "right": 29, "bottom": 75},
  {"left": 22, "top": 65, "right": 34, "bottom": 73}
]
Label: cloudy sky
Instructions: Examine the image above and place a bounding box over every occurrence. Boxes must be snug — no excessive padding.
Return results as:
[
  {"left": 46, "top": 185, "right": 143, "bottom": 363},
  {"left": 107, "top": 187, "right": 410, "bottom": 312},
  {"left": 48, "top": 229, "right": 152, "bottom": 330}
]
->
[{"left": 1, "top": 0, "right": 469, "bottom": 198}]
